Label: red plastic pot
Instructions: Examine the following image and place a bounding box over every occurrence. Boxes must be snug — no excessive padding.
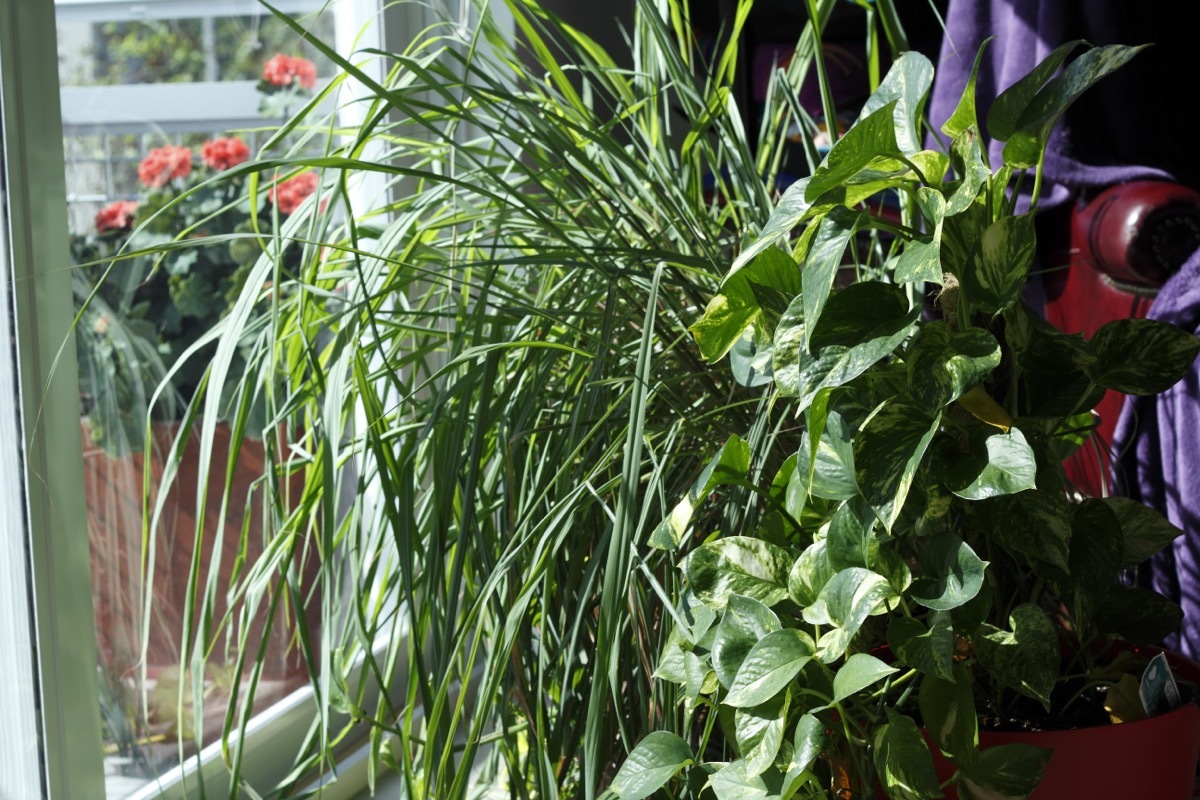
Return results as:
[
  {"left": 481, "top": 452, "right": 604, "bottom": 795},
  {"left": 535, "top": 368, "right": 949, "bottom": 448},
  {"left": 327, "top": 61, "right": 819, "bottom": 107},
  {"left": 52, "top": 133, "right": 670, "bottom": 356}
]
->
[{"left": 921, "top": 647, "right": 1200, "bottom": 799}]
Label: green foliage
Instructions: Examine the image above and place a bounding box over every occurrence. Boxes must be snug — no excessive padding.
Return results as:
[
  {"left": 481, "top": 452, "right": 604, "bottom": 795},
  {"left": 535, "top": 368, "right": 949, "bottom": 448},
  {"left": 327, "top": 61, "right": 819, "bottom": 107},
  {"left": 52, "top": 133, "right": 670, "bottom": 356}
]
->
[
  {"left": 638, "top": 37, "right": 1200, "bottom": 800},
  {"left": 106, "top": 0, "right": 866, "bottom": 797},
  {"left": 70, "top": 165, "right": 294, "bottom": 452}
]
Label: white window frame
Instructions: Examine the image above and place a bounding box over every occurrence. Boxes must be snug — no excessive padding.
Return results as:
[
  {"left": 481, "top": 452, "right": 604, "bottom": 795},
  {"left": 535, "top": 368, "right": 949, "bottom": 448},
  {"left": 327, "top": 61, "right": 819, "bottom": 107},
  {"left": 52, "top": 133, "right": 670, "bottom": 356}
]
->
[{"left": 1, "top": 1, "right": 105, "bottom": 796}]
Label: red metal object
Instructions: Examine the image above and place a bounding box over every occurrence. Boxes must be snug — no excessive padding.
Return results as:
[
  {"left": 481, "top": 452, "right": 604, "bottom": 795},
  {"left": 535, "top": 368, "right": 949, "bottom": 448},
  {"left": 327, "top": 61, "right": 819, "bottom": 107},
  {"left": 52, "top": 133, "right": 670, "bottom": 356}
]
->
[{"left": 1043, "top": 181, "right": 1200, "bottom": 496}]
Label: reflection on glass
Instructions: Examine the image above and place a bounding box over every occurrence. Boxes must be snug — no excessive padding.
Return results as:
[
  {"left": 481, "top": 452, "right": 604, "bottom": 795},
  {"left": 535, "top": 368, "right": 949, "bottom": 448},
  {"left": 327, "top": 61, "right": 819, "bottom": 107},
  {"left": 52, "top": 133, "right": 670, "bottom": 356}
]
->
[
  {"left": 58, "top": 14, "right": 335, "bottom": 87},
  {"left": 57, "top": 5, "right": 332, "bottom": 796}
]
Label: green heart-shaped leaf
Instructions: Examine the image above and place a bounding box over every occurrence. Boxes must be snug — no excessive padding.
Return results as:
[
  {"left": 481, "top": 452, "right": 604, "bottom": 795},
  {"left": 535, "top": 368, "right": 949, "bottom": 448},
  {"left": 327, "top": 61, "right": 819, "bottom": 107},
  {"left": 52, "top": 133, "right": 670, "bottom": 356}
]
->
[
  {"left": 688, "top": 537, "right": 795, "bottom": 610},
  {"left": 831, "top": 652, "right": 899, "bottom": 704},
  {"left": 958, "top": 743, "right": 1051, "bottom": 800},
  {"left": 974, "top": 604, "right": 1059, "bottom": 709},
  {"left": 807, "top": 100, "right": 904, "bottom": 200},
  {"left": 651, "top": 434, "right": 752, "bottom": 550},
  {"left": 907, "top": 322, "right": 1001, "bottom": 411},
  {"left": 854, "top": 399, "right": 941, "bottom": 531},
  {"left": 873, "top": 710, "right": 942, "bottom": 800},
  {"left": 962, "top": 213, "right": 1035, "bottom": 316},
  {"left": 735, "top": 691, "right": 791, "bottom": 776},
  {"left": 725, "top": 629, "right": 815, "bottom": 708},
  {"left": 889, "top": 611, "right": 954, "bottom": 681},
  {"left": 919, "top": 664, "right": 978, "bottom": 759},
  {"left": 1102, "top": 496, "right": 1185, "bottom": 567},
  {"left": 610, "top": 732, "right": 694, "bottom": 800},
  {"left": 712, "top": 595, "right": 783, "bottom": 689},
  {"left": 942, "top": 38, "right": 993, "bottom": 139},
  {"left": 1067, "top": 499, "right": 1124, "bottom": 627},
  {"left": 911, "top": 533, "right": 987, "bottom": 611},
  {"left": 1087, "top": 318, "right": 1200, "bottom": 395},
  {"left": 987, "top": 40, "right": 1083, "bottom": 141},
  {"left": 947, "top": 427, "right": 1037, "bottom": 501}
]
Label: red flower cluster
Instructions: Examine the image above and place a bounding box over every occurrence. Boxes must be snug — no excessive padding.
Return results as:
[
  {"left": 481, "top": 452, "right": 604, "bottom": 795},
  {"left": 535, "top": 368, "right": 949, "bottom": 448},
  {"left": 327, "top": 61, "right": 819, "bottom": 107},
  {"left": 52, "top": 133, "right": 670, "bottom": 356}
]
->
[
  {"left": 137, "top": 145, "right": 193, "bottom": 189},
  {"left": 201, "top": 137, "right": 250, "bottom": 171},
  {"left": 269, "top": 172, "right": 319, "bottom": 215},
  {"left": 262, "top": 54, "right": 317, "bottom": 90},
  {"left": 94, "top": 200, "right": 139, "bottom": 233}
]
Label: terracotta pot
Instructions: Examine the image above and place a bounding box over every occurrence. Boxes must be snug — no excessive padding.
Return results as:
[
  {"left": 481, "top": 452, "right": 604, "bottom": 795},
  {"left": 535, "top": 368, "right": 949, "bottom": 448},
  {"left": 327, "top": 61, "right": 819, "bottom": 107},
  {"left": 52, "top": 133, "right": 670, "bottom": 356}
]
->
[{"left": 82, "top": 421, "right": 317, "bottom": 682}]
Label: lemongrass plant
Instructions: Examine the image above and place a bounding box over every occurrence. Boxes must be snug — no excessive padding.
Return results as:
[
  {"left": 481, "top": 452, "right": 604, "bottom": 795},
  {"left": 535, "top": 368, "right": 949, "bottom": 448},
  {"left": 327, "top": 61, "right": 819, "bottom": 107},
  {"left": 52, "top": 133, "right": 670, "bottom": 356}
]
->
[{"left": 104, "top": 0, "right": 922, "bottom": 796}]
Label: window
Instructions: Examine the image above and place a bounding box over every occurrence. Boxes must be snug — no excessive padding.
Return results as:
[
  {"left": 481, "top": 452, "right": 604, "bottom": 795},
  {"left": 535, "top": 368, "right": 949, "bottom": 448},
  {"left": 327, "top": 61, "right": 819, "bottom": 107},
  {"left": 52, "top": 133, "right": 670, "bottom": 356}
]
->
[{"left": 1, "top": 0, "right": 393, "bottom": 797}]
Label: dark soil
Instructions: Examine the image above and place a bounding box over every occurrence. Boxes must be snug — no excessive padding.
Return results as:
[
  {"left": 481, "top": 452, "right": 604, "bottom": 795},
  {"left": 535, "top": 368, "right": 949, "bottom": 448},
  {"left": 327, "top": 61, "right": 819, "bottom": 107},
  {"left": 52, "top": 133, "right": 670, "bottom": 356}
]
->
[{"left": 977, "top": 676, "right": 1112, "bottom": 733}]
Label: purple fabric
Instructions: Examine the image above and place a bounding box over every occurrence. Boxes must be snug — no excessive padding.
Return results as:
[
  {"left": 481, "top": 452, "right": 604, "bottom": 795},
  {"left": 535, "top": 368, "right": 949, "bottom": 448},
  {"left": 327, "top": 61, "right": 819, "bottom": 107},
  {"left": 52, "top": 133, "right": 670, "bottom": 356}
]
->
[
  {"left": 1112, "top": 252, "right": 1200, "bottom": 658},
  {"left": 926, "top": 0, "right": 1169, "bottom": 211}
]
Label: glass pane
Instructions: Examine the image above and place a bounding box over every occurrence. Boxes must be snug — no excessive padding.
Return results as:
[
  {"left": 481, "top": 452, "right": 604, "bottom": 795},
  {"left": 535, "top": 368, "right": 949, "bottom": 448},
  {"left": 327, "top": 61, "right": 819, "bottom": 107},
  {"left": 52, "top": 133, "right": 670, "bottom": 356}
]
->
[
  {"left": 56, "top": 3, "right": 334, "bottom": 796},
  {"left": 58, "top": 12, "right": 336, "bottom": 88}
]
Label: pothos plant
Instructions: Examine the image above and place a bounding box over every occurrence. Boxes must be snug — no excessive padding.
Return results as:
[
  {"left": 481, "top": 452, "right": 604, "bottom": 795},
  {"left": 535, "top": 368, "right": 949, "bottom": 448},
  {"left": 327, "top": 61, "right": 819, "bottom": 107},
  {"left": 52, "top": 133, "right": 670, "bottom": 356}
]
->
[{"left": 610, "top": 41, "right": 1200, "bottom": 800}]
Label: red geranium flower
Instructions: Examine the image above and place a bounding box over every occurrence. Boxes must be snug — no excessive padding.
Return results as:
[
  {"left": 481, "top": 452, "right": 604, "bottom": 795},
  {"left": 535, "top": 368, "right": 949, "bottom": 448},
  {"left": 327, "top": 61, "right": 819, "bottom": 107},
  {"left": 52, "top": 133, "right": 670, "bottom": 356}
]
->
[
  {"left": 94, "top": 200, "right": 139, "bottom": 233},
  {"left": 201, "top": 137, "right": 250, "bottom": 171},
  {"left": 137, "top": 145, "right": 193, "bottom": 189},
  {"left": 262, "top": 54, "right": 317, "bottom": 91},
  {"left": 269, "top": 172, "right": 319, "bottom": 215}
]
